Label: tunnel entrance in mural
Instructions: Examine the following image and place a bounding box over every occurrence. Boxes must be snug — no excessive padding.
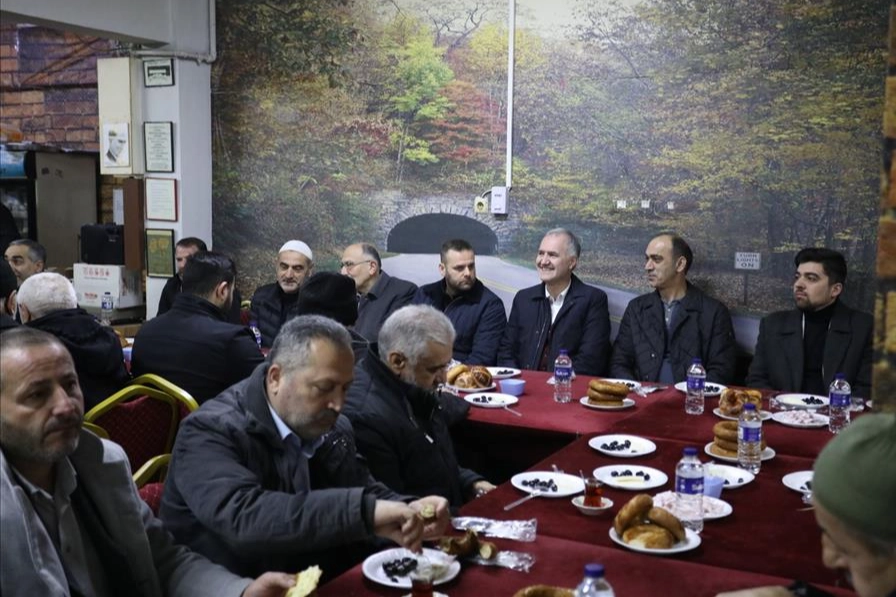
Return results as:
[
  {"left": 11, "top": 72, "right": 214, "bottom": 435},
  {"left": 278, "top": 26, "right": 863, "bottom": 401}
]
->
[{"left": 387, "top": 214, "right": 498, "bottom": 254}]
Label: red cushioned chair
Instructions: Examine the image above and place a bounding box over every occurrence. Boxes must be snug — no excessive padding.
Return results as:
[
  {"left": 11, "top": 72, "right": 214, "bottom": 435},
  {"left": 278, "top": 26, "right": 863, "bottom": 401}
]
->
[
  {"left": 133, "top": 453, "right": 171, "bottom": 516},
  {"left": 129, "top": 373, "right": 199, "bottom": 419}
]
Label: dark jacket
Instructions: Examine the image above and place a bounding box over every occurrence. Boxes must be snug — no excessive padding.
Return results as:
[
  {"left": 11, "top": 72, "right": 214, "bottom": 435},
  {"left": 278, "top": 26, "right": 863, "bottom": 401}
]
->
[
  {"left": 414, "top": 279, "right": 506, "bottom": 365},
  {"left": 355, "top": 271, "right": 417, "bottom": 342},
  {"left": 132, "top": 294, "right": 263, "bottom": 403},
  {"left": 248, "top": 282, "right": 300, "bottom": 347},
  {"left": 0, "top": 312, "right": 18, "bottom": 333},
  {"left": 158, "top": 275, "right": 243, "bottom": 324},
  {"left": 344, "top": 348, "right": 482, "bottom": 508},
  {"left": 746, "top": 300, "right": 873, "bottom": 397},
  {"left": 26, "top": 308, "right": 130, "bottom": 409},
  {"left": 497, "top": 274, "right": 611, "bottom": 376},
  {"left": 160, "top": 363, "right": 406, "bottom": 578},
  {"left": 610, "top": 284, "right": 737, "bottom": 383}
]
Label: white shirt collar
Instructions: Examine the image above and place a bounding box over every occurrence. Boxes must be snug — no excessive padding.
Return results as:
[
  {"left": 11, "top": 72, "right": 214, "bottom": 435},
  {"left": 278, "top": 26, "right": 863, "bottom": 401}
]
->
[{"left": 267, "top": 402, "right": 324, "bottom": 458}]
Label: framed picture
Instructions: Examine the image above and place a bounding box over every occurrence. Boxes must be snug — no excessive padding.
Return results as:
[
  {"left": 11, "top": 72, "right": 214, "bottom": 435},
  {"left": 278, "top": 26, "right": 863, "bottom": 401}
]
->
[
  {"left": 143, "top": 58, "right": 174, "bottom": 87},
  {"left": 102, "top": 122, "right": 130, "bottom": 167},
  {"left": 146, "top": 228, "right": 175, "bottom": 278},
  {"left": 145, "top": 178, "right": 178, "bottom": 221},
  {"left": 144, "top": 121, "right": 174, "bottom": 172}
]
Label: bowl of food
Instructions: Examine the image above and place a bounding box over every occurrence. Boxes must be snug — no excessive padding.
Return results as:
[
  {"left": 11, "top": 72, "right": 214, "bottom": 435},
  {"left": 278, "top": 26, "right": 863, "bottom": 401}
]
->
[
  {"left": 499, "top": 378, "right": 526, "bottom": 396},
  {"left": 571, "top": 495, "right": 613, "bottom": 516}
]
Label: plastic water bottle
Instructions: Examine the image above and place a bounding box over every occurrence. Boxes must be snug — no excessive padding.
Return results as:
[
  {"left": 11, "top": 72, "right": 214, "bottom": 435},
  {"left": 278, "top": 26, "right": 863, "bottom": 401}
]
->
[
  {"left": 248, "top": 319, "right": 263, "bottom": 351},
  {"left": 574, "top": 563, "right": 614, "bottom": 597},
  {"left": 675, "top": 447, "right": 704, "bottom": 534},
  {"left": 738, "top": 403, "right": 762, "bottom": 473},
  {"left": 828, "top": 373, "right": 851, "bottom": 434},
  {"left": 100, "top": 292, "right": 114, "bottom": 326},
  {"left": 685, "top": 358, "right": 705, "bottom": 415},
  {"left": 553, "top": 349, "right": 573, "bottom": 404}
]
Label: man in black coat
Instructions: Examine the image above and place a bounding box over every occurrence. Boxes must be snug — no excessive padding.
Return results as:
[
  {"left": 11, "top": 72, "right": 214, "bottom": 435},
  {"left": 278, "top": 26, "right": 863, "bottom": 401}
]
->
[
  {"left": 132, "top": 251, "right": 264, "bottom": 404},
  {"left": 611, "top": 233, "right": 736, "bottom": 384},
  {"left": 497, "top": 228, "right": 611, "bottom": 376},
  {"left": 16, "top": 272, "right": 130, "bottom": 409},
  {"left": 747, "top": 248, "right": 873, "bottom": 397},
  {"left": 249, "top": 240, "right": 314, "bottom": 347}
]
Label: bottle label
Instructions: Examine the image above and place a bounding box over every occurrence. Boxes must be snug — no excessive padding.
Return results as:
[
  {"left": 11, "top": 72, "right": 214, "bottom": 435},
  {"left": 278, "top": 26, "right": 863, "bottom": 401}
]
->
[
  {"left": 830, "top": 391, "right": 850, "bottom": 408},
  {"left": 554, "top": 367, "right": 571, "bottom": 382},
  {"left": 676, "top": 475, "right": 703, "bottom": 494},
  {"left": 101, "top": 296, "right": 113, "bottom": 310},
  {"left": 687, "top": 376, "right": 704, "bottom": 392},
  {"left": 739, "top": 425, "right": 761, "bottom": 442}
]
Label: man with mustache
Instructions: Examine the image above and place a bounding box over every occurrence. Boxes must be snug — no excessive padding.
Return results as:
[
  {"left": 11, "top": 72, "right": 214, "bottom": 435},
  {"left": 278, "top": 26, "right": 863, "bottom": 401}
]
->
[
  {"left": 746, "top": 247, "right": 872, "bottom": 397},
  {"left": 159, "top": 315, "right": 449, "bottom": 581},
  {"left": 344, "top": 305, "right": 495, "bottom": 508},
  {"left": 497, "top": 228, "right": 611, "bottom": 376},
  {"left": 0, "top": 327, "right": 295, "bottom": 596},
  {"left": 249, "top": 240, "right": 314, "bottom": 347},
  {"left": 610, "top": 233, "right": 736, "bottom": 384}
]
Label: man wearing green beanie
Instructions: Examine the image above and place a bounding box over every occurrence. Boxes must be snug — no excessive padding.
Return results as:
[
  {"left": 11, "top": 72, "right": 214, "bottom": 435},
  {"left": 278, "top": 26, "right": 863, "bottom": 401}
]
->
[{"left": 716, "top": 413, "right": 896, "bottom": 597}]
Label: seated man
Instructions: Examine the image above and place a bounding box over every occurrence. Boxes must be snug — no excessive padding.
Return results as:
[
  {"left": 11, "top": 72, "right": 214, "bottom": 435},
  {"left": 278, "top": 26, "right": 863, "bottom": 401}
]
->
[
  {"left": 132, "top": 251, "right": 264, "bottom": 404},
  {"left": 611, "top": 233, "right": 736, "bottom": 384},
  {"left": 0, "top": 327, "right": 294, "bottom": 596},
  {"left": 344, "top": 305, "right": 495, "bottom": 508},
  {"left": 17, "top": 272, "right": 130, "bottom": 409},
  {"left": 715, "top": 413, "right": 896, "bottom": 597},
  {"left": 250, "top": 240, "right": 314, "bottom": 347},
  {"left": 296, "top": 271, "right": 369, "bottom": 361},
  {"left": 413, "top": 239, "right": 506, "bottom": 365},
  {"left": 340, "top": 242, "right": 417, "bottom": 342},
  {"left": 160, "top": 315, "right": 448, "bottom": 579},
  {"left": 157, "top": 236, "right": 242, "bottom": 324},
  {"left": 4, "top": 239, "right": 46, "bottom": 320},
  {"left": 498, "top": 228, "right": 611, "bottom": 376},
  {"left": 746, "top": 248, "right": 873, "bottom": 397}
]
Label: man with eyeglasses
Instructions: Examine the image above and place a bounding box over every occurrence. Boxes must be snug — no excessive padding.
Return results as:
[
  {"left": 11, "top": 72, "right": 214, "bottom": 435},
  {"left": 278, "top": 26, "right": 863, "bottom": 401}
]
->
[
  {"left": 339, "top": 243, "right": 416, "bottom": 342},
  {"left": 249, "top": 240, "right": 314, "bottom": 347},
  {"left": 344, "top": 305, "right": 495, "bottom": 509}
]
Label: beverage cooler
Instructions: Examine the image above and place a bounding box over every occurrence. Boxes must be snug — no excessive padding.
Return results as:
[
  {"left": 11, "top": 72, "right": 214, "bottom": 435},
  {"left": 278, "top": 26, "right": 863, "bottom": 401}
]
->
[{"left": 0, "top": 145, "right": 98, "bottom": 272}]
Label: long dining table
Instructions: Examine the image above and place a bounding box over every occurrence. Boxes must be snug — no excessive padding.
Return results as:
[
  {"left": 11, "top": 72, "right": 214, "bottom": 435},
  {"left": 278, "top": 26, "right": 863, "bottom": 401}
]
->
[{"left": 318, "top": 371, "right": 853, "bottom": 597}]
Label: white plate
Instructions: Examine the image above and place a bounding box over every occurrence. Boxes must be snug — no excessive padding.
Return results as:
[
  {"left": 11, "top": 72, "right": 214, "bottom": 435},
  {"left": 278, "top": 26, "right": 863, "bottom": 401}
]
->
[
  {"left": 511, "top": 471, "right": 586, "bottom": 498},
  {"left": 775, "top": 393, "right": 829, "bottom": 410},
  {"left": 579, "top": 397, "right": 636, "bottom": 410},
  {"left": 703, "top": 463, "right": 755, "bottom": 489},
  {"left": 588, "top": 434, "right": 657, "bottom": 458},
  {"left": 674, "top": 381, "right": 728, "bottom": 397},
  {"left": 782, "top": 471, "right": 814, "bottom": 494},
  {"left": 704, "top": 442, "right": 775, "bottom": 463},
  {"left": 592, "top": 378, "right": 642, "bottom": 392},
  {"left": 609, "top": 527, "right": 701, "bottom": 555},
  {"left": 362, "top": 548, "right": 459, "bottom": 589},
  {"left": 713, "top": 407, "right": 772, "bottom": 422},
  {"left": 487, "top": 367, "right": 521, "bottom": 379},
  {"left": 443, "top": 382, "right": 496, "bottom": 393},
  {"left": 464, "top": 392, "right": 519, "bottom": 409},
  {"left": 593, "top": 465, "right": 668, "bottom": 490},
  {"left": 772, "top": 411, "right": 830, "bottom": 428},
  {"left": 651, "top": 490, "right": 733, "bottom": 520}
]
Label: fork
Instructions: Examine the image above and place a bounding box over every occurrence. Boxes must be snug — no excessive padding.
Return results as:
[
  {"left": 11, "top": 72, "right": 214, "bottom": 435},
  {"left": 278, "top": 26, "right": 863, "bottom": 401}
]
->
[
  {"left": 504, "top": 490, "right": 543, "bottom": 511},
  {"left": 503, "top": 405, "right": 523, "bottom": 417}
]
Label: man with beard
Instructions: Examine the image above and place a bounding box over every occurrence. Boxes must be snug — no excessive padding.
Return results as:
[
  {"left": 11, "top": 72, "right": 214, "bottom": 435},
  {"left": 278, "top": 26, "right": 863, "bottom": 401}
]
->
[
  {"left": 159, "top": 315, "right": 449, "bottom": 580},
  {"left": 344, "top": 305, "right": 495, "bottom": 508},
  {"left": 132, "top": 251, "right": 263, "bottom": 404},
  {"left": 497, "top": 228, "right": 611, "bottom": 376},
  {"left": 0, "top": 327, "right": 295, "bottom": 596},
  {"left": 249, "top": 240, "right": 314, "bottom": 347},
  {"left": 413, "top": 239, "right": 506, "bottom": 365},
  {"left": 610, "top": 233, "right": 736, "bottom": 384},
  {"left": 746, "top": 248, "right": 872, "bottom": 397}
]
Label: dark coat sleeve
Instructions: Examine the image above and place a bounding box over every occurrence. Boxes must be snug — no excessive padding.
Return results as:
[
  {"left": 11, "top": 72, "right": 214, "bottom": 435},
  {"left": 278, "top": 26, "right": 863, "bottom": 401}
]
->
[
  {"left": 610, "top": 303, "right": 638, "bottom": 379},
  {"left": 496, "top": 296, "right": 524, "bottom": 368},
  {"left": 464, "top": 294, "right": 506, "bottom": 366},
  {"left": 745, "top": 316, "right": 776, "bottom": 390},
  {"left": 567, "top": 287, "right": 611, "bottom": 376},
  {"left": 701, "top": 300, "right": 737, "bottom": 384}
]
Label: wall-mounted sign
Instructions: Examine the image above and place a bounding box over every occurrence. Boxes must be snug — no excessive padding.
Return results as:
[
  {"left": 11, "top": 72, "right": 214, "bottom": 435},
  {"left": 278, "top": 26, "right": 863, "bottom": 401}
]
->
[
  {"left": 102, "top": 122, "right": 130, "bottom": 167},
  {"left": 145, "top": 178, "right": 178, "bottom": 221},
  {"left": 735, "top": 252, "right": 761, "bottom": 270},
  {"left": 144, "top": 121, "right": 174, "bottom": 172},
  {"left": 143, "top": 58, "right": 174, "bottom": 87}
]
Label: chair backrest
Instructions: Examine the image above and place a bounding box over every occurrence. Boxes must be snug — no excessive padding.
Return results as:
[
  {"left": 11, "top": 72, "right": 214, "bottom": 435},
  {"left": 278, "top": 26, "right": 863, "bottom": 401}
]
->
[
  {"left": 84, "top": 385, "right": 179, "bottom": 472},
  {"left": 129, "top": 373, "right": 199, "bottom": 414},
  {"left": 82, "top": 421, "right": 110, "bottom": 439}
]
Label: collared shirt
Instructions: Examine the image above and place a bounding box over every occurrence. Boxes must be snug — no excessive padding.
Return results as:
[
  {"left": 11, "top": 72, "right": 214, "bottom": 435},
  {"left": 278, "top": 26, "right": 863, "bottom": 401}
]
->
[
  {"left": 544, "top": 282, "right": 571, "bottom": 324},
  {"left": 267, "top": 402, "right": 326, "bottom": 493},
  {"left": 10, "top": 459, "right": 110, "bottom": 597},
  {"left": 662, "top": 299, "right": 680, "bottom": 331}
]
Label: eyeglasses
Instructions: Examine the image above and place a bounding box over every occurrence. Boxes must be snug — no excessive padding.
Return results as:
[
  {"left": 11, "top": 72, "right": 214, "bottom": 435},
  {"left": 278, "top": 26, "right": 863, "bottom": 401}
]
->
[{"left": 340, "top": 260, "right": 372, "bottom": 269}]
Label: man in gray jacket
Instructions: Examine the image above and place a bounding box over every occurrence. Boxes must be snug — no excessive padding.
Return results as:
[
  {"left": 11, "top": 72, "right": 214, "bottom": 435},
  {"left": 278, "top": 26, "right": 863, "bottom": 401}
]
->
[
  {"left": 0, "top": 327, "right": 293, "bottom": 597},
  {"left": 611, "top": 233, "right": 736, "bottom": 384}
]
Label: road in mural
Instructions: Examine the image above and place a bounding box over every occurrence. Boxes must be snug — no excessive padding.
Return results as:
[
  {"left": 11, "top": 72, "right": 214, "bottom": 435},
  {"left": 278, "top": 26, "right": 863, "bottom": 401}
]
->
[{"left": 211, "top": 0, "right": 886, "bottom": 351}]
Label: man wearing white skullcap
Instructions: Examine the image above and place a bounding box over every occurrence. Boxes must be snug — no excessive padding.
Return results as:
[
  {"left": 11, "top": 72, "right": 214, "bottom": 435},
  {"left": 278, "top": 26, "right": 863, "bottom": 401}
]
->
[{"left": 248, "top": 240, "right": 314, "bottom": 347}]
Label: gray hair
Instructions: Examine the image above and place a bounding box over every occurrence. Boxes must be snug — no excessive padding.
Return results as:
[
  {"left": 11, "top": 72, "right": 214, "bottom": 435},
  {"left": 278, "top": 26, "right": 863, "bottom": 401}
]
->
[
  {"left": 268, "top": 314, "right": 353, "bottom": 373},
  {"left": 378, "top": 305, "right": 455, "bottom": 366},
  {"left": 544, "top": 228, "right": 581, "bottom": 258},
  {"left": 17, "top": 272, "right": 77, "bottom": 319}
]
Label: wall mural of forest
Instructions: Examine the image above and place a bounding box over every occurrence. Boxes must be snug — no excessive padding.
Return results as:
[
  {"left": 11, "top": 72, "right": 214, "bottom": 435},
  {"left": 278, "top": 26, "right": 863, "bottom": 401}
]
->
[{"left": 211, "top": 0, "right": 886, "bottom": 345}]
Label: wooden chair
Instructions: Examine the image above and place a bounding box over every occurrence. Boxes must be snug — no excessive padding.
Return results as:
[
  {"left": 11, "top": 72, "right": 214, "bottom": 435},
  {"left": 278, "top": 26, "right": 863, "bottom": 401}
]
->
[{"left": 133, "top": 453, "right": 171, "bottom": 516}]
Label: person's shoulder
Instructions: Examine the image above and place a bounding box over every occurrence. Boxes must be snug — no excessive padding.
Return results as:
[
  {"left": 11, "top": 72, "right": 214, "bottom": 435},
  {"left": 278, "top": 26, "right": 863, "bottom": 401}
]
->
[
  {"left": 571, "top": 276, "right": 607, "bottom": 300},
  {"left": 250, "top": 282, "right": 279, "bottom": 300},
  {"left": 382, "top": 272, "right": 417, "bottom": 292}
]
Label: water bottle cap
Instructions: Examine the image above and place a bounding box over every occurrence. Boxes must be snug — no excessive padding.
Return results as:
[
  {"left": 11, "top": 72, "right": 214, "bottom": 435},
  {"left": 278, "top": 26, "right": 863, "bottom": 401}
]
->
[
  {"left": 744, "top": 403, "right": 756, "bottom": 410},
  {"left": 559, "top": 349, "right": 568, "bottom": 355},
  {"left": 584, "top": 563, "right": 605, "bottom": 578},
  {"left": 683, "top": 447, "right": 697, "bottom": 456},
  {"left": 834, "top": 373, "right": 845, "bottom": 380},
  {"left": 691, "top": 358, "right": 702, "bottom": 364}
]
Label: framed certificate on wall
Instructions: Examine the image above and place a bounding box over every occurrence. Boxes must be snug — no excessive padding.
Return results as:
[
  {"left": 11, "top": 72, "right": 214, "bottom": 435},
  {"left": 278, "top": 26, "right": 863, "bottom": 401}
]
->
[
  {"left": 146, "top": 228, "right": 175, "bottom": 278},
  {"left": 144, "top": 121, "right": 174, "bottom": 172},
  {"left": 145, "top": 178, "right": 178, "bottom": 221}
]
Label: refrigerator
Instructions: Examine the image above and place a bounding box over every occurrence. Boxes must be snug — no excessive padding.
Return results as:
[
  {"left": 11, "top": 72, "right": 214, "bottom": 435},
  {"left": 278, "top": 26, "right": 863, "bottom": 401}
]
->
[{"left": 0, "top": 146, "right": 99, "bottom": 272}]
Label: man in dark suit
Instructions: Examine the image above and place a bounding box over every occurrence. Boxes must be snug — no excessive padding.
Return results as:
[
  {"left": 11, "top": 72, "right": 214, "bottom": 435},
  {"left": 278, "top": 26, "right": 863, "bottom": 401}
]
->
[
  {"left": 746, "top": 247, "right": 873, "bottom": 397},
  {"left": 157, "top": 237, "right": 242, "bottom": 324},
  {"left": 340, "top": 243, "right": 416, "bottom": 342},
  {"left": 497, "top": 228, "right": 611, "bottom": 376}
]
